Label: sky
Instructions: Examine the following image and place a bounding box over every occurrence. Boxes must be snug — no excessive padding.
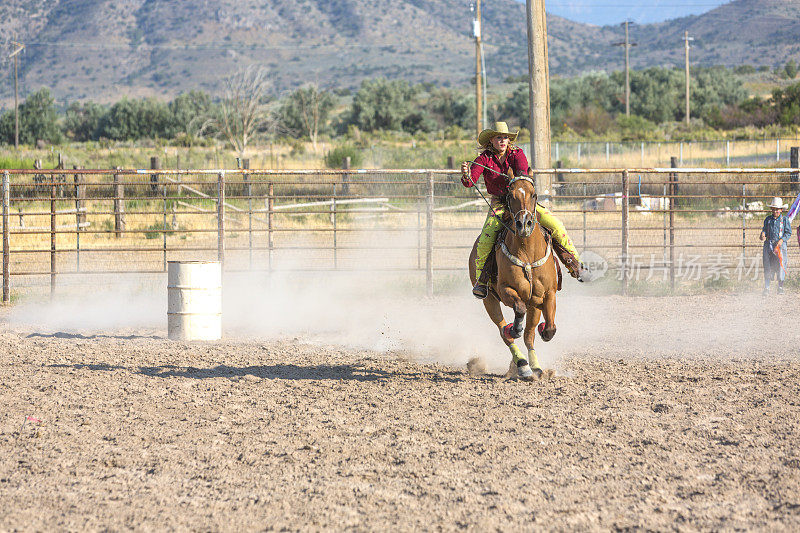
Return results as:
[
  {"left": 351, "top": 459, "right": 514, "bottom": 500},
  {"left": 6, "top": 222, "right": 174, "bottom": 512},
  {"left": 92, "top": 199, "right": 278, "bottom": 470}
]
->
[{"left": 528, "top": 0, "right": 729, "bottom": 26}]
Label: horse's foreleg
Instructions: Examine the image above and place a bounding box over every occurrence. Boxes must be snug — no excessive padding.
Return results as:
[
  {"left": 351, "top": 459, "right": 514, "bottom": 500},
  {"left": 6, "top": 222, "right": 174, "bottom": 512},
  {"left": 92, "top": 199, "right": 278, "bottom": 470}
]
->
[
  {"left": 482, "top": 293, "right": 513, "bottom": 347},
  {"left": 499, "top": 286, "right": 526, "bottom": 339},
  {"left": 539, "top": 290, "right": 557, "bottom": 342},
  {"left": 483, "top": 293, "right": 523, "bottom": 379},
  {"left": 524, "top": 308, "right": 544, "bottom": 377}
]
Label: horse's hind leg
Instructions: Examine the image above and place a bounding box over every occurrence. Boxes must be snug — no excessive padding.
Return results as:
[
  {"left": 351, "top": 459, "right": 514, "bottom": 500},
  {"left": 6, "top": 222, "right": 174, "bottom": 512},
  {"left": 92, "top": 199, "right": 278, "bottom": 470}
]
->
[{"left": 539, "top": 290, "right": 557, "bottom": 342}]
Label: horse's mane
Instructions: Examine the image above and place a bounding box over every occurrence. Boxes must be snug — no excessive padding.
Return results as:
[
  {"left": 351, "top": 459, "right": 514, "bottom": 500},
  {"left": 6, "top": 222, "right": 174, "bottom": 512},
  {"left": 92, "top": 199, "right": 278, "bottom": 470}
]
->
[{"left": 500, "top": 204, "right": 513, "bottom": 224}]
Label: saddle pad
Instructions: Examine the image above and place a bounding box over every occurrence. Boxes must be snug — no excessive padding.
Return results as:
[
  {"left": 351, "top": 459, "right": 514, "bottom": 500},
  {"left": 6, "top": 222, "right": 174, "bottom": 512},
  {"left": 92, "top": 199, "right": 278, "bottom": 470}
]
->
[{"left": 478, "top": 226, "right": 508, "bottom": 286}]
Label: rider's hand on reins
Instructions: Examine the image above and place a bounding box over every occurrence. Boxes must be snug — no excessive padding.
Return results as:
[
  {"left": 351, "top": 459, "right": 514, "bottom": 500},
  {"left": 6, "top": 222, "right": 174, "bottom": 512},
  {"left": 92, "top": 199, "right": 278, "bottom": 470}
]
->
[{"left": 461, "top": 161, "right": 471, "bottom": 186}]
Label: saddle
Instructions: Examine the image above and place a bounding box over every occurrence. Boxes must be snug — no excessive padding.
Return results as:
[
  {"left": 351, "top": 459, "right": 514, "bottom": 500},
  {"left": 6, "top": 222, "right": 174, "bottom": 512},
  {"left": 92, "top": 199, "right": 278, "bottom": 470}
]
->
[{"left": 479, "top": 218, "right": 564, "bottom": 292}]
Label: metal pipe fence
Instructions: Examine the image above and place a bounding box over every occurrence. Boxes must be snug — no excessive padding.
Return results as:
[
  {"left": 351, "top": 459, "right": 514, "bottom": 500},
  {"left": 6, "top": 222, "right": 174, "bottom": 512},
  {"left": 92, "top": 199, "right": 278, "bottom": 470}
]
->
[
  {"left": 2, "top": 166, "right": 800, "bottom": 301},
  {"left": 542, "top": 138, "right": 800, "bottom": 168}
]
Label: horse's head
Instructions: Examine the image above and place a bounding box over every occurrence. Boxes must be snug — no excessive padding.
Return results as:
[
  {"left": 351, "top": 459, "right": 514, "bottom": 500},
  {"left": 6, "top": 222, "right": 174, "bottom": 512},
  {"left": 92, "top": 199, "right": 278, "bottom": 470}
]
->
[{"left": 506, "top": 172, "right": 538, "bottom": 237}]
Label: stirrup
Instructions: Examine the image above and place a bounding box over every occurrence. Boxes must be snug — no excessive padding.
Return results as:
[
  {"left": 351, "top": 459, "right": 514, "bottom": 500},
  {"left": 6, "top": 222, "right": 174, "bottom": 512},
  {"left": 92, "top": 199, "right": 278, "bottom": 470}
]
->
[{"left": 472, "top": 282, "right": 488, "bottom": 299}]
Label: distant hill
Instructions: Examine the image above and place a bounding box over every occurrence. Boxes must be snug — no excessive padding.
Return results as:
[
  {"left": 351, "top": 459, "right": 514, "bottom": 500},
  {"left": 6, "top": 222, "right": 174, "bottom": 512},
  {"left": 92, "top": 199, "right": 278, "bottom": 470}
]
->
[{"left": 0, "top": 0, "right": 798, "bottom": 104}]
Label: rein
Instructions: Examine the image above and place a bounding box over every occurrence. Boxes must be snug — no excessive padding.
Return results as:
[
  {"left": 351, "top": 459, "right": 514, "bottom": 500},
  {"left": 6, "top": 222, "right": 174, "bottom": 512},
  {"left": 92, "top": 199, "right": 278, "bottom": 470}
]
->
[
  {"left": 503, "top": 174, "right": 549, "bottom": 302},
  {"left": 464, "top": 161, "right": 516, "bottom": 234}
]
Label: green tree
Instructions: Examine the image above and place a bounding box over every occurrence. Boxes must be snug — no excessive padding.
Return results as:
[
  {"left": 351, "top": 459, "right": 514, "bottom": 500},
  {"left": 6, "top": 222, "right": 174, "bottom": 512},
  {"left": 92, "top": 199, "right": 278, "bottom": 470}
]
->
[
  {"left": 169, "top": 90, "right": 214, "bottom": 136},
  {"left": 497, "top": 66, "right": 748, "bottom": 134},
  {"left": 785, "top": 60, "right": 798, "bottom": 80},
  {"left": 625, "top": 68, "right": 683, "bottom": 123},
  {"left": 552, "top": 72, "right": 620, "bottom": 128},
  {"left": 772, "top": 82, "right": 800, "bottom": 125},
  {"left": 97, "top": 98, "right": 173, "bottom": 140},
  {"left": 65, "top": 101, "right": 106, "bottom": 141},
  {"left": 348, "top": 78, "right": 418, "bottom": 132},
  {"left": 0, "top": 88, "right": 63, "bottom": 145},
  {"left": 279, "top": 85, "right": 336, "bottom": 151},
  {"left": 499, "top": 72, "right": 619, "bottom": 134},
  {"left": 690, "top": 67, "right": 748, "bottom": 121},
  {"left": 496, "top": 84, "right": 528, "bottom": 129},
  {"left": 425, "top": 88, "right": 475, "bottom": 130}
]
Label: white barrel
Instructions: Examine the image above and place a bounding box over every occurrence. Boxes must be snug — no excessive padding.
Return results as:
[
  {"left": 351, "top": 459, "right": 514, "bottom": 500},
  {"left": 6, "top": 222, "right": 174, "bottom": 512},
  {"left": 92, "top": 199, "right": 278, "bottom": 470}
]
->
[{"left": 167, "top": 261, "right": 222, "bottom": 341}]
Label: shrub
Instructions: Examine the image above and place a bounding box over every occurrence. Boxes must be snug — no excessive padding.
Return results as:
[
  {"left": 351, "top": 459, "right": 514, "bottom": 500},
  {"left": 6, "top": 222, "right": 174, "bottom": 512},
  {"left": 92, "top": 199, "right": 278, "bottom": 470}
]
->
[
  {"left": 0, "top": 156, "right": 35, "bottom": 169},
  {"left": 324, "top": 144, "right": 363, "bottom": 168}
]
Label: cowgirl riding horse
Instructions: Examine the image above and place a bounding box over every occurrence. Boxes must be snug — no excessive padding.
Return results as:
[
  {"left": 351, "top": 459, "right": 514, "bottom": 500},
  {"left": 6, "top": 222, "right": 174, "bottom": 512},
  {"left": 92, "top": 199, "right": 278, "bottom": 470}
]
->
[{"left": 461, "top": 122, "right": 588, "bottom": 299}]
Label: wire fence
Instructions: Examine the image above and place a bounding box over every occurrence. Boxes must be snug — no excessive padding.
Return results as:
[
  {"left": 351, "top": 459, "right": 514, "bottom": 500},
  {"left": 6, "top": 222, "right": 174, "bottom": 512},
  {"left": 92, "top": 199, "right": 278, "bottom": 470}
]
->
[
  {"left": 2, "top": 165, "right": 800, "bottom": 301},
  {"left": 528, "top": 138, "right": 800, "bottom": 169}
]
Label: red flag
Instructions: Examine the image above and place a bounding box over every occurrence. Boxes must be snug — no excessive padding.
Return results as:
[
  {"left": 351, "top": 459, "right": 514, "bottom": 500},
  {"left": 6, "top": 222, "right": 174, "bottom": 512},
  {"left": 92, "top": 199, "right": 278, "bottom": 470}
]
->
[{"left": 775, "top": 243, "right": 785, "bottom": 278}]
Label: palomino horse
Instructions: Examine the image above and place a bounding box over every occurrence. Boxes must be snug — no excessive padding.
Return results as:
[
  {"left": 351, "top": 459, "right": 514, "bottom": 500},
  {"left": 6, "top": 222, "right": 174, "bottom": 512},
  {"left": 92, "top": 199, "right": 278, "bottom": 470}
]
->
[{"left": 468, "top": 172, "right": 559, "bottom": 380}]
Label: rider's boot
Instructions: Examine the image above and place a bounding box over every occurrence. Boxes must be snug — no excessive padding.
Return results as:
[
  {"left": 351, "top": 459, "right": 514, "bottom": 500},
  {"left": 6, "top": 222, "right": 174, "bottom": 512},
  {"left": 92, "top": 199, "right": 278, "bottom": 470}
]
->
[
  {"left": 554, "top": 246, "right": 590, "bottom": 282},
  {"left": 535, "top": 203, "right": 590, "bottom": 281},
  {"left": 473, "top": 205, "right": 505, "bottom": 299}
]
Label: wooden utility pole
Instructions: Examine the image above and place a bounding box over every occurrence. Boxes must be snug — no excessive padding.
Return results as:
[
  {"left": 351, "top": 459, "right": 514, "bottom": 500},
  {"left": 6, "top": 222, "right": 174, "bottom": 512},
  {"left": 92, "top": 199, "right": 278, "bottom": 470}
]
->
[
  {"left": 613, "top": 22, "right": 636, "bottom": 117},
  {"left": 9, "top": 41, "right": 25, "bottom": 149},
  {"left": 683, "top": 31, "right": 693, "bottom": 125},
  {"left": 473, "top": 1, "right": 483, "bottom": 138},
  {"left": 525, "top": 0, "right": 551, "bottom": 194}
]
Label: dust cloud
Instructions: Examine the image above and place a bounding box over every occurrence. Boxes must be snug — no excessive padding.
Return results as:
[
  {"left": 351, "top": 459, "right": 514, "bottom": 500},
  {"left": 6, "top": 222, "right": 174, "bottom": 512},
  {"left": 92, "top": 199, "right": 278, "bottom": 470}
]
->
[
  {"left": 222, "top": 272, "right": 607, "bottom": 372},
  {"left": 6, "top": 226, "right": 794, "bottom": 370},
  {"left": 6, "top": 269, "right": 606, "bottom": 374}
]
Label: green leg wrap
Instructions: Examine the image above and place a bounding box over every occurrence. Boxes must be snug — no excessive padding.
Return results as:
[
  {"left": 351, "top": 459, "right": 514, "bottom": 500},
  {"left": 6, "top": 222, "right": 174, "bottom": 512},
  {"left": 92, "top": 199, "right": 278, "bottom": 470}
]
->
[
  {"left": 536, "top": 203, "right": 581, "bottom": 262},
  {"left": 475, "top": 206, "right": 505, "bottom": 280},
  {"left": 528, "top": 349, "right": 541, "bottom": 370},
  {"left": 509, "top": 343, "right": 527, "bottom": 364}
]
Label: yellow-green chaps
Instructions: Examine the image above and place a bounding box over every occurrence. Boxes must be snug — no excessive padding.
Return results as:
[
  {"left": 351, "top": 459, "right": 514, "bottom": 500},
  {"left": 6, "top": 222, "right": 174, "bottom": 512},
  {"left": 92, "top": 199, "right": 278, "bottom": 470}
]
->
[{"left": 475, "top": 202, "right": 581, "bottom": 281}]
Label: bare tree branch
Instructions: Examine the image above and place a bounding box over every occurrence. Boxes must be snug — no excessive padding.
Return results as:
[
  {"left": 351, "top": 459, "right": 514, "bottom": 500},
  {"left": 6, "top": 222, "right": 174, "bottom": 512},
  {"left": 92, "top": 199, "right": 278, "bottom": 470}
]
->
[{"left": 201, "top": 66, "right": 274, "bottom": 158}]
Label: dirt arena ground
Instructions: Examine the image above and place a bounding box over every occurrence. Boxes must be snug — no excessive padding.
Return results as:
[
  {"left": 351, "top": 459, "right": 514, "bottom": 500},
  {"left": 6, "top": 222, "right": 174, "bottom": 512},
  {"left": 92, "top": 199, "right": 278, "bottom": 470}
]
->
[{"left": 1, "top": 291, "right": 800, "bottom": 531}]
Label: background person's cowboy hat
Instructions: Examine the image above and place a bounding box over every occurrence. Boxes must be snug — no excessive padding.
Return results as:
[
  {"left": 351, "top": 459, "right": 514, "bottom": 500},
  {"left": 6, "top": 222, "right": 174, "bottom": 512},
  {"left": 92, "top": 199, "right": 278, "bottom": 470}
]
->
[
  {"left": 769, "top": 197, "right": 786, "bottom": 209},
  {"left": 478, "top": 122, "right": 519, "bottom": 147}
]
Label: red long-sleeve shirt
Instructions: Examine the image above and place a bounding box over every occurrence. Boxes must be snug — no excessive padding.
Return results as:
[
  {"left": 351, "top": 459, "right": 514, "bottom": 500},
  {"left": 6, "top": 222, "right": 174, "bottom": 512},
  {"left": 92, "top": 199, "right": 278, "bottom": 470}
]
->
[{"left": 464, "top": 147, "right": 530, "bottom": 197}]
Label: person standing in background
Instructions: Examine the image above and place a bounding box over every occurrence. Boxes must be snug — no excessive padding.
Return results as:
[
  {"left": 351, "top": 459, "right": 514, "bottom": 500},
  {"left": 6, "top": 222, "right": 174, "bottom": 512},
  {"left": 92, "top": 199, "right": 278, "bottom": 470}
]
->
[{"left": 760, "top": 197, "right": 792, "bottom": 295}]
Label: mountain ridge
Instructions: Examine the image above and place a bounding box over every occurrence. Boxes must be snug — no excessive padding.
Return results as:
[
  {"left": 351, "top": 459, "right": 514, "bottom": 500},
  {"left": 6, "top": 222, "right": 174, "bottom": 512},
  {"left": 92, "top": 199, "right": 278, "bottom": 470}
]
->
[{"left": 0, "top": 0, "right": 797, "bottom": 104}]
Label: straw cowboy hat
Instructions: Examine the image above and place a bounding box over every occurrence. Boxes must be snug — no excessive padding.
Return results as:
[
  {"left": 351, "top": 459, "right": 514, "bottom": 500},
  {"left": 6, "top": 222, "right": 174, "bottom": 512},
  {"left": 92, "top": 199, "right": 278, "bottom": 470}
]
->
[
  {"left": 769, "top": 197, "right": 786, "bottom": 209},
  {"left": 478, "top": 121, "right": 519, "bottom": 147}
]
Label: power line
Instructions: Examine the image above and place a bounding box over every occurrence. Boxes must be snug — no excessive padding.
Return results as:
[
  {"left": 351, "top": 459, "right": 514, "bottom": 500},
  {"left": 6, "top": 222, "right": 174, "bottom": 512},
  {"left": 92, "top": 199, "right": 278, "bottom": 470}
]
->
[
  {"left": 545, "top": 2, "right": 728, "bottom": 6},
  {"left": 15, "top": 41, "right": 419, "bottom": 51}
]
